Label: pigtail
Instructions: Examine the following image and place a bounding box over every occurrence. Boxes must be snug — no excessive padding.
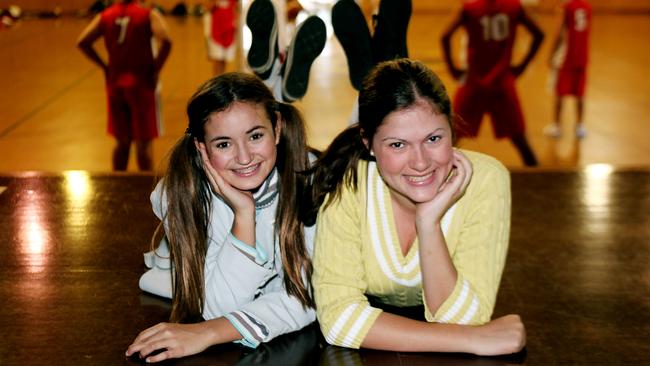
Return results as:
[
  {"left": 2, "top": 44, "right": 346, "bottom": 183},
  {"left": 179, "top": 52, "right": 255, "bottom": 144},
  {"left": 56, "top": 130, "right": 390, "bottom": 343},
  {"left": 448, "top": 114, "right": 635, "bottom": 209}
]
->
[
  {"left": 274, "top": 102, "right": 316, "bottom": 309},
  {"left": 309, "top": 125, "right": 370, "bottom": 215},
  {"left": 164, "top": 135, "right": 212, "bottom": 323}
]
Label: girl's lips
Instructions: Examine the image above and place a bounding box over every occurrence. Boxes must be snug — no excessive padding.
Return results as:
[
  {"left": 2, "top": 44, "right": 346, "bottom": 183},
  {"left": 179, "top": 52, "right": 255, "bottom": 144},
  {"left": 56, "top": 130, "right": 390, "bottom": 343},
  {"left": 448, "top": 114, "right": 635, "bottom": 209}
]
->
[
  {"left": 403, "top": 170, "right": 435, "bottom": 186},
  {"left": 232, "top": 163, "right": 261, "bottom": 177}
]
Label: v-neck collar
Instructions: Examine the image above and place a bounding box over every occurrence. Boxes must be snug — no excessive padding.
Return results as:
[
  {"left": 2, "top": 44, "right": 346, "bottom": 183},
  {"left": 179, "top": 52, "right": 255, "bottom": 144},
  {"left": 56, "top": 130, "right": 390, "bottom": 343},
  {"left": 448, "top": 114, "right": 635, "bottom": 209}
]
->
[{"left": 366, "top": 162, "right": 457, "bottom": 287}]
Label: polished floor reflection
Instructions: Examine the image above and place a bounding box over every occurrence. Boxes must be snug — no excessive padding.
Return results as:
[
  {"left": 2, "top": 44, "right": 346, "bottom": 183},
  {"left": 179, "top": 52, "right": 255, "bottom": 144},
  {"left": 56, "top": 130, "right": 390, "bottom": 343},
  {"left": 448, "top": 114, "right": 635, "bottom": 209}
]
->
[{"left": 1, "top": 169, "right": 648, "bottom": 365}]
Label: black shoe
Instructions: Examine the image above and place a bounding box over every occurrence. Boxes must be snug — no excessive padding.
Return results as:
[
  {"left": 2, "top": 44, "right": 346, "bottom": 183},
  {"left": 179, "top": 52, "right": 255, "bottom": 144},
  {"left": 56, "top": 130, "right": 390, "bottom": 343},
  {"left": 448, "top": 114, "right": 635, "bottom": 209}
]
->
[
  {"left": 246, "top": 0, "right": 278, "bottom": 79},
  {"left": 331, "top": 0, "right": 373, "bottom": 91},
  {"left": 371, "top": 0, "right": 411, "bottom": 63},
  {"left": 281, "top": 15, "right": 326, "bottom": 102}
]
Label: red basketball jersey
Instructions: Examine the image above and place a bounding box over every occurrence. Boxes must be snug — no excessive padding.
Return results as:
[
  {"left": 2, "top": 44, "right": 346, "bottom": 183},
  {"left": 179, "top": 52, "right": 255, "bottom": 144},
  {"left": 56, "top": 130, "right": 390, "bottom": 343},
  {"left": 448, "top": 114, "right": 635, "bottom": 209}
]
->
[
  {"left": 561, "top": 0, "right": 591, "bottom": 69},
  {"left": 210, "top": 0, "right": 237, "bottom": 47},
  {"left": 100, "top": 2, "right": 155, "bottom": 88},
  {"left": 461, "top": 0, "right": 523, "bottom": 84}
]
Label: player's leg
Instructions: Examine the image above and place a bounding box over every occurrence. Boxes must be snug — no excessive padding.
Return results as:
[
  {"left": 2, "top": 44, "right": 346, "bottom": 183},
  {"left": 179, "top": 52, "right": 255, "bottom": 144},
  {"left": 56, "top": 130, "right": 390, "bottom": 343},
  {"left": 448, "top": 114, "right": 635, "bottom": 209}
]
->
[
  {"left": 544, "top": 68, "right": 563, "bottom": 138},
  {"left": 371, "top": 0, "right": 411, "bottom": 63},
  {"left": 127, "top": 84, "right": 160, "bottom": 171},
  {"left": 575, "top": 96, "right": 586, "bottom": 138},
  {"left": 135, "top": 139, "right": 154, "bottom": 171},
  {"left": 331, "top": 0, "right": 373, "bottom": 91},
  {"left": 453, "top": 84, "right": 484, "bottom": 139},
  {"left": 574, "top": 68, "right": 587, "bottom": 138},
  {"left": 246, "top": 0, "right": 278, "bottom": 79},
  {"left": 113, "top": 138, "right": 131, "bottom": 171},
  {"left": 510, "top": 135, "right": 538, "bottom": 167},
  {"left": 491, "top": 79, "right": 538, "bottom": 167},
  {"left": 543, "top": 95, "right": 563, "bottom": 138},
  {"left": 281, "top": 15, "right": 326, "bottom": 102},
  {"left": 106, "top": 86, "right": 132, "bottom": 171}
]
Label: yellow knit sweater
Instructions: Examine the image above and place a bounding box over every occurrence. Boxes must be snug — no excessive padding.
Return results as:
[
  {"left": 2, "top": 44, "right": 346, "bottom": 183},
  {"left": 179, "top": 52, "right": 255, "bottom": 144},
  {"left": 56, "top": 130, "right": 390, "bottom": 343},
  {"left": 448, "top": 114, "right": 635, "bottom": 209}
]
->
[{"left": 312, "top": 150, "right": 511, "bottom": 348}]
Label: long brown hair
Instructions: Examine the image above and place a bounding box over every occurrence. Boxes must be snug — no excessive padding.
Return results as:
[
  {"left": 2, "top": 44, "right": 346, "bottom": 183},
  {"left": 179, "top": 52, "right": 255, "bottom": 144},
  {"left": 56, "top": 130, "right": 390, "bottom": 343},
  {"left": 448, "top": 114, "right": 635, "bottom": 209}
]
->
[{"left": 161, "top": 72, "right": 315, "bottom": 323}]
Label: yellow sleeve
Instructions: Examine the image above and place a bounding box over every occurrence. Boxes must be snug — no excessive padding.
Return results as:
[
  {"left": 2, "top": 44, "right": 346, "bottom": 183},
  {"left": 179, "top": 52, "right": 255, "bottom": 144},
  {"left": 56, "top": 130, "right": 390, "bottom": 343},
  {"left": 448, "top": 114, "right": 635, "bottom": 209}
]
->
[
  {"left": 425, "top": 153, "right": 511, "bottom": 325},
  {"left": 312, "top": 175, "right": 382, "bottom": 349}
]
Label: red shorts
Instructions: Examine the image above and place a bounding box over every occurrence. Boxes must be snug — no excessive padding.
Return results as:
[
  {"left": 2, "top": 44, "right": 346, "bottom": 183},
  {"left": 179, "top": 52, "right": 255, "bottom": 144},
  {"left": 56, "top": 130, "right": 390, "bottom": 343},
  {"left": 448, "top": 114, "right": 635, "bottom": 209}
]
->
[
  {"left": 106, "top": 83, "right": 161, "bottom": 140},
  {"left": 555, "top": 67, "right": 586, "bottom": 97},
  {"left": 453, "top": 75, "right": 525, "bottom": 139}
]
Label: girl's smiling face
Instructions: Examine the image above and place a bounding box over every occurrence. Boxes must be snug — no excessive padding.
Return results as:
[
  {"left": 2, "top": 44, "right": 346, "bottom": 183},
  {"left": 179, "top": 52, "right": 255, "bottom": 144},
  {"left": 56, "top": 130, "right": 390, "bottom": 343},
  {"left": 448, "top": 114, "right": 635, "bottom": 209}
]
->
[
  {"left": 200, "top": 101, "right": 281, "bottom": 192},
  {"left": 369, "top": 99, "right": 454, "bottom": 207}
]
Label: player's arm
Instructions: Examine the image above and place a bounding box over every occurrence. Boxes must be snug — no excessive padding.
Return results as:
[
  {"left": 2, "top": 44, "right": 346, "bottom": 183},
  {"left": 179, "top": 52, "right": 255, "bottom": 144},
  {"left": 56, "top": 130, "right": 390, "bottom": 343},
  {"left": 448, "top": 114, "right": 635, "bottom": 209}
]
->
[
  {"left": 440, "top": 10, "right": 465, "bottom": 80},
  {"left": 76, "top": 14, "right": 108, "bottom": 74},
  {"left": 150, "top": 9, "right": 172, "bottom": 74},
  {"left": 548, "top": 10, "right": 567, "bottom": 67},
  {"left": 512, "top": 8, "right": 544, "bottom": 77}
]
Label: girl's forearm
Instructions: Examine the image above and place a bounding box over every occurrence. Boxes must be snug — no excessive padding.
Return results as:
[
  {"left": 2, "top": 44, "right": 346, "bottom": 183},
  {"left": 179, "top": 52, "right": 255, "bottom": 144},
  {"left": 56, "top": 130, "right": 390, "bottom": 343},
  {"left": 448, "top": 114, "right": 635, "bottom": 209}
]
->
[
  {"left": 231, "top": 209, "right": 256, "bottom": 247},
  {"left": 418, "top": 224, "right": 458, "bottom": 312},
  {"left": 203, "top": 317, "right": 243, "bottom": 345},
  {"left": 361, "top": 312, "right": 526, "bottom": 356},
  {"left": 361, "top": 312, "right": 471, "bottom": 352}
]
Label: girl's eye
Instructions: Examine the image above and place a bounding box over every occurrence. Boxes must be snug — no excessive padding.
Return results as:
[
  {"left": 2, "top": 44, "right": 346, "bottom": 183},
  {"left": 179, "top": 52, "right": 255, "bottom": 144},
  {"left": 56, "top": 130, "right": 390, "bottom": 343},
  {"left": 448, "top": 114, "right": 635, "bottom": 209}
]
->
[
  {"left": 215, "top": 141, "right": 230, "bottom": 149},
  {"left": 428, "top": 135, "right": 442, "bottom": 143},
  {"left": 250, "top": 132, "right": 264, "bottom": 141},
  {"left": 389, "top": 141, "right": 405, "bottom": 149}
]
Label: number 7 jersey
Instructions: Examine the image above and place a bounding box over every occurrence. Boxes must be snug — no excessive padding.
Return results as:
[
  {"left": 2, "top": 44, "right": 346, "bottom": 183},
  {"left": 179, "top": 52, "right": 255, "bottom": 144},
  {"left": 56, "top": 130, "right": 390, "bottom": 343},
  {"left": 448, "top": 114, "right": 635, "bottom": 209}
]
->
[{"left": 99, "top": 2, "right": 156, "bottom": 88}]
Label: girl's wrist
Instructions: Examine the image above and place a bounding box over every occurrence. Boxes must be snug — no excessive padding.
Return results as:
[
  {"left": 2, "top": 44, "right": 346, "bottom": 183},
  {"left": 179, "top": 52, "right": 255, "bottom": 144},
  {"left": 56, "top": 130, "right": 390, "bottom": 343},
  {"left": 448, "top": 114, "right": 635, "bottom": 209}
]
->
[{"left": 415, "top": 219, "right": 442, "bottom": 236}]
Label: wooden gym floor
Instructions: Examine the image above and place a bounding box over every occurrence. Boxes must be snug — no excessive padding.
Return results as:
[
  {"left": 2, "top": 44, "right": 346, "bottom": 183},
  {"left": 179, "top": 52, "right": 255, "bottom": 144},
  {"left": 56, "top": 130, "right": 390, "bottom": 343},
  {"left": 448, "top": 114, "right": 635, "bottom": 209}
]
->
[{"left": 0, "top": 7, "right": 649, "bottom": 172}]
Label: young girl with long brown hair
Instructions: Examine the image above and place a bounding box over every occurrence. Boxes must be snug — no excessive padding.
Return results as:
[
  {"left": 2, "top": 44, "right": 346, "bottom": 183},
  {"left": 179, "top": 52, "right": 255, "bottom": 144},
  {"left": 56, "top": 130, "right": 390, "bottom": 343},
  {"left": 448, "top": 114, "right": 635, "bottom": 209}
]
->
[
  {"left": 310, "top": 59, "right": 526, "bottom": 355},
  {"left": 126, "top": 72, "right": 316, "bottom": 362}
]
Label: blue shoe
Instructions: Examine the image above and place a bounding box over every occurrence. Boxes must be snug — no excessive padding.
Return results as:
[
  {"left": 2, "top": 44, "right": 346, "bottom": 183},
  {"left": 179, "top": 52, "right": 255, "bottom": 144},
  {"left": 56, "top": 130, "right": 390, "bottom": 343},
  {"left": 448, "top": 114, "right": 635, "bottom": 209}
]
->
[
  {"left": 371, "top": 0, "right": 411, "bottom": 63},
  {"left": 246, "top": 0, "right": 278, "bottom": 79},
  {"left": 281, "top": 15, "right": 326, "bottom": 102},
  {"left": 331, "top": 0, "right": 373, "bottom": 90}
]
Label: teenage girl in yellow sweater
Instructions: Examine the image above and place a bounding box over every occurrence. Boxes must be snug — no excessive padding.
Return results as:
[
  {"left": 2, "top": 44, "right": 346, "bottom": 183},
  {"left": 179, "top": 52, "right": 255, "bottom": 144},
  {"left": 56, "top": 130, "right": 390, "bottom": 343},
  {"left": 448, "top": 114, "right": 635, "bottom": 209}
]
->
[{"left": 309, "top": 59, "right": 525, "bottom": 355}]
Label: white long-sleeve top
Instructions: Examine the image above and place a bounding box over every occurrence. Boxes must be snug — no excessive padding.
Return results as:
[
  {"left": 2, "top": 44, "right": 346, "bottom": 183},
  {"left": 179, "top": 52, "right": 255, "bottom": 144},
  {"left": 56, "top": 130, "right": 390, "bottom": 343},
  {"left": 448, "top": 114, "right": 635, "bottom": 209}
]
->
[{"left": 145, "top": 171, "right": 316, "bottom": 348}]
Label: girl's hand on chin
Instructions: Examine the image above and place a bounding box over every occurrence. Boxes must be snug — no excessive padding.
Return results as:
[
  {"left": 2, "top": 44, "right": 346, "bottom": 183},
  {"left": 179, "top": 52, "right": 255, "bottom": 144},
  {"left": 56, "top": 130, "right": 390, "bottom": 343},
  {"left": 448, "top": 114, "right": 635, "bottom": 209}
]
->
[
  {"left": 197, "top": 143, "right": 255, "bottom": 214},
  {"left": 415, "top": 149, "right": 473, "bottom": 230}
]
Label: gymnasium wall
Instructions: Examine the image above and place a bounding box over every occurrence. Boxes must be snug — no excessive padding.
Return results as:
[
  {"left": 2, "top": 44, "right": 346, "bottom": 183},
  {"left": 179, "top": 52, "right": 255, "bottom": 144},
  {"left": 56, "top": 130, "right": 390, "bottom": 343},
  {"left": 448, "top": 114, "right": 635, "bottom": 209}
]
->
[
  {"left": 412, "top": 0, "right": 650, "bottom": 13},
  {"left": 1, "top": 0, "right": 648, "bottom": 16}
]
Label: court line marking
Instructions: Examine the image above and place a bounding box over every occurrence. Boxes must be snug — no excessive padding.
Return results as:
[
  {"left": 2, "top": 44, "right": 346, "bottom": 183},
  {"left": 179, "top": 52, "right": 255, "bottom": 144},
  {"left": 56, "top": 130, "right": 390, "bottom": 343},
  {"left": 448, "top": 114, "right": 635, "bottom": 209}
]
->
[{"left": 0, "top": 68, "right": 96, "bottom": 139}]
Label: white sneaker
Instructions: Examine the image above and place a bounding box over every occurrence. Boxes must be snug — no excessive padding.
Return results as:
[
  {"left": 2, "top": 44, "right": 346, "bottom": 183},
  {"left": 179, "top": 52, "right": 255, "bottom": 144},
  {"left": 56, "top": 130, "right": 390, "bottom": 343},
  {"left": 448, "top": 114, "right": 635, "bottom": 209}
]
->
[
  {"left": 576, "top": 124, "right": 587, "bottom": 139},
  {"left": 543, "top": 124, "right": 562, "bottom": 138}
]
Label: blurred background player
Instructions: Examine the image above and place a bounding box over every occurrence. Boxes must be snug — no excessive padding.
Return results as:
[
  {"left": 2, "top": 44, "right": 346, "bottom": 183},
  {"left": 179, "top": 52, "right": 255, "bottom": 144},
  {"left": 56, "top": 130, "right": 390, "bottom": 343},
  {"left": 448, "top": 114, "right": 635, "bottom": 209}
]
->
[
  {"left": 77, "top": 0, "right": 172, "bottom": 171},
  {"left": 544, "top": 0, "right": 592, "bottom": 139},
  {"left": 441, "top": 0, "right": 544, "bottom": 167},
  {"left": 203, "top": 0, "right": 238, "bottom": 76}
]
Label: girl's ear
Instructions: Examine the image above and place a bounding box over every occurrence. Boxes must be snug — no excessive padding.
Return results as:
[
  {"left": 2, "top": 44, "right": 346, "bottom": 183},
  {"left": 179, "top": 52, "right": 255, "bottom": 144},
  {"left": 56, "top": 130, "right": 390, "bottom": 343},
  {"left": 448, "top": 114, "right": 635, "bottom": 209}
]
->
[
  {"left": 360, "top": 128, "right": 370, "bottom": 152},
  {"left": 274, "top": 112, "right": 282, "bottom": 145},
  {"left": 194, "top": 138, "right": 205, "bottom": 153}
]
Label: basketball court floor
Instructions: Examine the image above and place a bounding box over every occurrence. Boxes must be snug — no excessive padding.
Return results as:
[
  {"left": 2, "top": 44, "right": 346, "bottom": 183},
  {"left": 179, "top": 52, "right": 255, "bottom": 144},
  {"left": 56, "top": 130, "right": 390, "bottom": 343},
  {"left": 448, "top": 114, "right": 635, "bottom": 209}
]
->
[{"left": 0, "top": 4, "right": 648, "bottom": 172}]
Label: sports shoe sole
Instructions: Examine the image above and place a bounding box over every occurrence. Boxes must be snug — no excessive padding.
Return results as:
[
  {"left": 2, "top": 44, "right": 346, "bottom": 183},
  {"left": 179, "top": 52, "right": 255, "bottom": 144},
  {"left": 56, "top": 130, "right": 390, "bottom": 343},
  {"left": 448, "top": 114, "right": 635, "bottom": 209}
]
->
[
  {"left": 372, "top": 0, "right": 412, "bottom": 63},
  {"left": 246, "top": 0, "right": 278, "bottom": 79},
  {"left": 281, "top": 16, "right": 326, "bottom": 102},
  {"left": 331, "top": 0, "right": 373, "bottom": 90}
]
